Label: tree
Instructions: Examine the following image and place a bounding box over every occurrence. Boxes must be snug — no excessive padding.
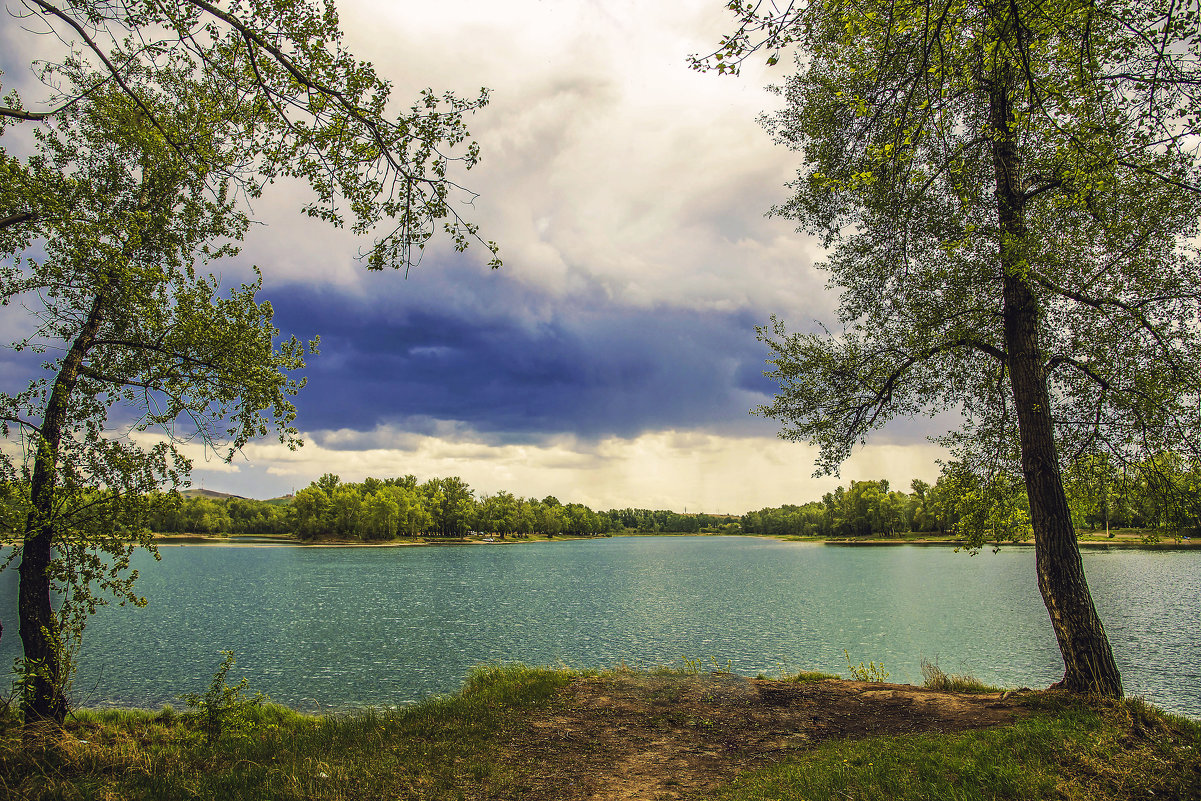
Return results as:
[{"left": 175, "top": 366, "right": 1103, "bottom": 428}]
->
[
  {"left": 940, "top": 463, "right": 1033, "bottom": 545},
  {"left": 3, "top": 0, "right": 503, "bottom": 724},
  {"left": 1, "top": 74, "right": 309, "bottom": 721},
  {"left": 293, "top": 485, "right": 332, "bottom": 539},
  {"left": 421, "top": 476, "right": 475, "bottom": 536},
  {"left": 696, "top": 0, "right": 1201, "bottom": 696},
  {"left": 329, "top": 485, "right": 364, "bottom": 537},
  {"left": 364, "top": 491, "right": 400, "bottom": 540}
]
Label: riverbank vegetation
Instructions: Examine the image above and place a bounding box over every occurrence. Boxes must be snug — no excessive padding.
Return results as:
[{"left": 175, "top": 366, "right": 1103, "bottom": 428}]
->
[
  {"left": 142, "top": 473, "right": 741, "bottom": 540},
  {"left": 1, "top": 663, "right": 1197, "bottom": 800},
  {"left": 15, "top": 452, "right": 1194, "bottom": 547},
  {"left": 138, "top": 450, "right": 1201, "bottom": 545},
  {"left": 740, "top": 453, "right": 1201, "bottom": 544}
]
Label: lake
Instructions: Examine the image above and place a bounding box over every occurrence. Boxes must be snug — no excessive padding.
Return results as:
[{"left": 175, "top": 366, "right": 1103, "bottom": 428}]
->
[{"left": 1, "top": 536, "right": 1198, "bottom": 716}]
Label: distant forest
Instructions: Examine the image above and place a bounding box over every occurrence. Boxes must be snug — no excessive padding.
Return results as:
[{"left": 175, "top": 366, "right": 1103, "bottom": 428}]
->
[
  {"left": 144, "top": 451, "right": 1201, "bottom": 542},
  {"left": 147, "top": 473, "right": 739, "bottom": 540},
  {"left": 741, "top": 453, "right": 1201, "bottom": 541}
]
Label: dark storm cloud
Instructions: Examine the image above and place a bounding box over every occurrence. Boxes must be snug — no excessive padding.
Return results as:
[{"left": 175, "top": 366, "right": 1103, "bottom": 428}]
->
[{"left": 268, "top": 270, "right": 777, "bottom": 444}]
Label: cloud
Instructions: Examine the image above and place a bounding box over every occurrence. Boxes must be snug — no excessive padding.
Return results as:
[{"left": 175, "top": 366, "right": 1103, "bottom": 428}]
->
[
  {"left": 218, "top": 0, "right": 836, "bottom": 323},
  {"left": 197, "top": 424, "right": 946, "bottom": 511},
  {"left": 2, "top": 0, "right": 949, "bottom": 510},
  {"left": 268, "top": 276, "right": 779, "bottom": 439}
]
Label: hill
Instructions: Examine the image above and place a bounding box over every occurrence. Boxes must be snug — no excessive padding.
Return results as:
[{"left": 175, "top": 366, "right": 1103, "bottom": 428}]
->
[{"left": 180, "top": 488, "right": 248, "bottom": 501}]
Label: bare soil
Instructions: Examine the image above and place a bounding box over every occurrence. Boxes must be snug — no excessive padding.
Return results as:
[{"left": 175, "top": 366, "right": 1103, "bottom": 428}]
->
[{"left": 505, "top": 672, "right": 1034, "bottom": 801}]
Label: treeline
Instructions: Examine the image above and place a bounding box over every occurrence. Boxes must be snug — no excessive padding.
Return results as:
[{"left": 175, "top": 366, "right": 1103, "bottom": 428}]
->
[
  {"left": 146, "top": 474, "right": 738, "bottom": 540},
  {"left": 60, "top": 450, "right": 1201, "bottom": 543},
  {"left": 740, "top": 452, "right": 1201, "bottom": 540},
  {"left": 291, "top": 474, "right": 615, "bottom": 539},
  {"left": 147, "top": 494, "right": 293, "bottom": 536},
  {"left": 606, "top": 508, "right": 739, "bottom": 534}
]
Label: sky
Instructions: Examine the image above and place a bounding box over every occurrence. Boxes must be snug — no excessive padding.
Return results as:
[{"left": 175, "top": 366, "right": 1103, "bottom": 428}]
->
[{"left": 1, "top": 0, "right": 949, "bottom": 511}]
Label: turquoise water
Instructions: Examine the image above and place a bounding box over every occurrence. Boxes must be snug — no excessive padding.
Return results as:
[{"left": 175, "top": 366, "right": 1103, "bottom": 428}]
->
[{"left": 1, "top": 536, "right": 1198, "bottom": 715}]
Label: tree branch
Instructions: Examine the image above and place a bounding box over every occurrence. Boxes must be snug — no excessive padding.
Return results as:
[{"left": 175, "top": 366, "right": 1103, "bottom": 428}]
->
[
  {"left": 1044, "top": 355, "right": 1111, "bottom": 390},
  {"left": 0, "top": 212, "right": 36, "bottom": 230},
  {"left": 0, "top": 415, "right": 45, "bottom": 436},
  {"left": 180, "top": 0, "right": 410, "bottom": 176},
  {"left": 29, "top": 0, "right": 186, "bottom": 159}
]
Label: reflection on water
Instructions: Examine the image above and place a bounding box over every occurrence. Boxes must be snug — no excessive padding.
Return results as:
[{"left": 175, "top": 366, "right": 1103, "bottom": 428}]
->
[{"left": 0, "top": 537, "right": 1197, "bottom": 716}]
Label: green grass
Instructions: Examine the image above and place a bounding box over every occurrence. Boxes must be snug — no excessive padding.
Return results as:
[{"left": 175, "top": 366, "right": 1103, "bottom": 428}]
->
[
  {"left": 708, "top": 695, "right": 1201, "bottom": 801},
  {"left": 919, "top": 659, "right": 1002, "bottom": 693},
  {"left": 0, "top": 664, "right": 576, "bottom": 800},
  {"left": 777, "top": 669, "right": 842, "bottom": 682},
  {"left": 4, "top": 665, "right": 1199, "bottom": 801}
]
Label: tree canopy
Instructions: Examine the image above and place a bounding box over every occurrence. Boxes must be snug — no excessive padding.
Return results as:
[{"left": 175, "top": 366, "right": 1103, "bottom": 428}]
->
[
  {"left": 695, "top": 0, "right": 1201, "bottom": 696},
  {"left": 1, "top": 0, "right": 498, "bottom": 270}
]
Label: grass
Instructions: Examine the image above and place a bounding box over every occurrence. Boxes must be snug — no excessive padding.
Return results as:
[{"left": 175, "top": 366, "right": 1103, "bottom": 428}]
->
[
  {"left": 0, "top": 663, "right": 576, "bottom": 800},
  {"left": 777, "top": 669, "right": 842, "bottom": 682},
  {"left": 919, "top": 658, "right": 1002, "bottom": 693},
  {"left": 3, "top": 664, "right": 1199, "bottom": 800},
  {"left": 711, "top": 694, "right": 1201, "bottom": 801}
]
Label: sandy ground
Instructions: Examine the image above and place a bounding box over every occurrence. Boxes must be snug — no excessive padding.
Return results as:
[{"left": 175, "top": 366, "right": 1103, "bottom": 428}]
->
[{"left": 503, "top": 672, "right": 1033, "bottom": 801}]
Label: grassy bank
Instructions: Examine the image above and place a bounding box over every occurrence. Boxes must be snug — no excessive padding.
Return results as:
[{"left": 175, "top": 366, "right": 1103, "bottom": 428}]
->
[
  {"left": 2, "top": 664, "right": 1199, "bottom": 800},
  {"left": 715, "top": 694, "right": 1201, "bottom": 801},
  {"left": 1, "top": 664, "right": 577, "bottom": 800}
]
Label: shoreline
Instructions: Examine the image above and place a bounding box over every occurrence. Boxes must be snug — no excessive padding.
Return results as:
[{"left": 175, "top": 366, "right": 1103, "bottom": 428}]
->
[
  {"left": 149, "top": 533, "right": 600, "bottom": 547},
  {"left": 149, "top": 531, "right": 1200, "bottom": 550},
  {"left": 778, "top": 535, "right": 1199, "bottom": 550}
]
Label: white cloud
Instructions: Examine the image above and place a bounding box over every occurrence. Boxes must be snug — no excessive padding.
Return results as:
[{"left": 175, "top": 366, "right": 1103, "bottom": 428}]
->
[
  {"left": 195, "top": 425, "right": 944, "bottom": 511},
  {"left": 128, "top": 432, "right": 244, "bottom": 474},
  {"left": 219, "top": 0, "right": 836, "bottom": 322}
]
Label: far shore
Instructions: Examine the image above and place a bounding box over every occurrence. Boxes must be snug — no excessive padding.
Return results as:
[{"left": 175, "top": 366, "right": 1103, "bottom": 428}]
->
[
  {"left": 149, "top": 533, "right": 600, "bottom": 547},
  {"left": 150, "top": 531, "right": 1199, "bottom": 550},
  {"left": 765, "top": 531, "right": 1199, "bottom": 549}
]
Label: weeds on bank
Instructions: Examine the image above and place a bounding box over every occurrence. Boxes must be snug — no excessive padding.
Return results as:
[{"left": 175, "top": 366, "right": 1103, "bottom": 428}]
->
[
  {"left": 712, "top": 694, "right": 1201, "bottom": 801},
  {"left": 179, "top": 650, "right": 267, "bottom": 745},
  {"left": 777, "top": 669, "right": 842, "bottom": 682},
  {"left": 672, "top": 656, "right": 735, "bottom": 676},
  {"left": 919, "top": 658, "right": 1000, "bottom": 693},
  {"left": 844, "top": 649, "right": 889, "bottom": 682},
  {"left": 5, "top": 662, "right": 1200, "bottom": 801}
]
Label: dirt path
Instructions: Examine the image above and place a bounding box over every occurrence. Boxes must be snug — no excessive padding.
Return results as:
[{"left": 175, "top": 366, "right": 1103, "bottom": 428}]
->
[{"left": 505, "top": 673, "right": 1033, "bottom": 801}]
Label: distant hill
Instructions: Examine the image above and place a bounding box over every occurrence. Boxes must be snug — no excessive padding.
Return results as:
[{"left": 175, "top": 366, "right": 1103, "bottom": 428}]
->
[
  {"left": 180, "top": 488, "right": 248, "bottom": 501},
  {"left": 177, "top": 488, "right": 293, "bottom": 505}
]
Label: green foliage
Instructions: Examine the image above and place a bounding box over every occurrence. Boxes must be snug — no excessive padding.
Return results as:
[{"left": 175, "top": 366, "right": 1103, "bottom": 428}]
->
[
  {"left": 675, "top": 656, "right": 735, "bottom": 676},
  {"left": 779, "top": 669, "right": 842, "bottom": 682},
  {"left": 179, "top": 651, "right": 266, "bottom": 746},
  {"left": 844, "top": 650, "right": 890, "bottom": 683},
  {"left": 1, "top": 72, "right": 317, "bottom": 719},
  {"left": 606, "top": 507, "right": 736, "bottom": 533},
  {"left": 1, "top": 0, "right": 498, "bottom": 271},
  {"left": 740, "top": 455, "right": 1201, "bottom": 541},
  {"left": 942, "top": 466, "right": 1033, "bottom": 551},
  {"left": 746, "top": 10, "right": 1201, "bottom": 475},
  {"left": 0, "top": 663, "right": 574, "bottom": 800},
  {"left": 286, "top": 472, "right": 624, "bottom": 540},
  {"left": 1, "top": 668, "right": 1198, "bottom": 800}
]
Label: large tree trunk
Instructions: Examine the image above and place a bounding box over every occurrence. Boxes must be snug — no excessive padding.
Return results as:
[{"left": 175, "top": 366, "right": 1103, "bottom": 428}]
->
[
  {"left": 990, "top": 66, "right": 1123, "bottom": 697},
  {"left": 18, "top": 291, "right": 105, "bottom": 724}
]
